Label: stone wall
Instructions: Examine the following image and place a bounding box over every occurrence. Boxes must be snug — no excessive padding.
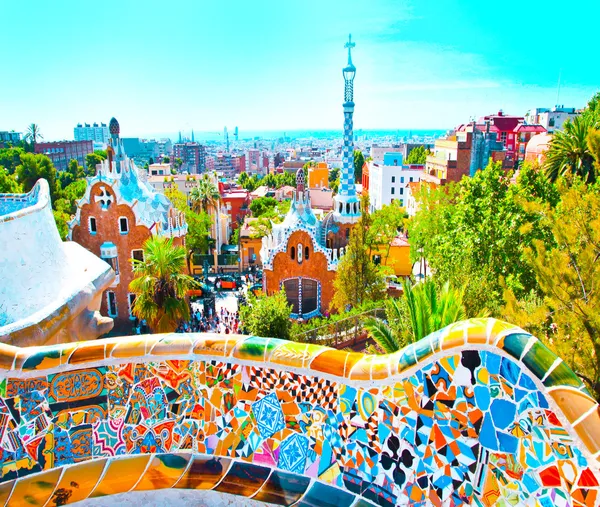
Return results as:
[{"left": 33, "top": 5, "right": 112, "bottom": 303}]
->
[{"left": 0, "top": 319, "right": 598, "bottom": 506}]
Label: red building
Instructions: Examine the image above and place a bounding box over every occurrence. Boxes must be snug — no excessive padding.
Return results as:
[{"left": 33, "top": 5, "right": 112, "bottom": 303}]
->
[
  {"left": 219, "top": 185, "right": 250, "bottom": 229},
  {"left": 35, "top": 140, "right": 93, "bottom": 171},
  {"left": 513, "top": 124, "right": 547, "bottom": 161},
  {"left": 478, "top": 111, "right": 524, "bottom": 158},
  {"left": 361, "top": 161, "right": 370, "bottom": 193},
  {"left": 69, "top": 118, "right": 187, "bottom": 333}
]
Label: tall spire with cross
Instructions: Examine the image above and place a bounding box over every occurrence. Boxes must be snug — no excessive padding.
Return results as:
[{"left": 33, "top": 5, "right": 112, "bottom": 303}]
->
[{"left": 333, "top": 34, "right": 360, "bottom": 224}]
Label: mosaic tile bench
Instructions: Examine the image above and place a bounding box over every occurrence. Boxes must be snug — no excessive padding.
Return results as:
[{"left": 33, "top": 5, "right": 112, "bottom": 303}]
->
[{"left": 0, "top": 318, "right": 598, "bottom": 506}]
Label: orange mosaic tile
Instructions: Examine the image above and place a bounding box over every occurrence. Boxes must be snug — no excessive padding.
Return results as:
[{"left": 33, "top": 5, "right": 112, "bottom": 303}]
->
[
  {"left": 6, "top": 468, "right": 62, "bottom": 507},
  {"left": 47, "top": 459, "right": 108, "bottom": 506},
  {"left": 89, "top": 455, "right": 151, "bottom": 497},
  {"left": 174, "top": 456, "right": 232, "bottom": 490},
  {"left": 133, "top": 454, "right": 191, "bottom": 492}
]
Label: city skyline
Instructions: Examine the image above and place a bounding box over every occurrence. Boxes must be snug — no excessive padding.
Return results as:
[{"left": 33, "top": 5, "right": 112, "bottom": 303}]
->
[{"left": 2, "top": 0, "right": 599, "bottom": 140}]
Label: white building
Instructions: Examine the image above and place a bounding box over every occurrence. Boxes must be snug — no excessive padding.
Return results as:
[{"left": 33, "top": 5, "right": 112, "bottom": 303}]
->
[
  {"left": 367, "top": 158, "right": 424, "bottom": 212},
  {"left": 525, "top": 106, "right": 579, "bottom": 134},
  {"left": 74, "top": 122, "right": 109, "bottom": 144}
]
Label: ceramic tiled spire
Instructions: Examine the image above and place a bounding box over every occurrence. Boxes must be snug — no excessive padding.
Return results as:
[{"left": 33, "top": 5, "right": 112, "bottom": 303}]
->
[{"left": 333, "top": 34, "right": 361, "bottom": 223}]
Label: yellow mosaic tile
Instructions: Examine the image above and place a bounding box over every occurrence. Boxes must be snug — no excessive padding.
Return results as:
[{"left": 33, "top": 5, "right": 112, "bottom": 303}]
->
[
  {"left": 47, "top": 459, "right": 107, "bottom": 505},
  {"left": 149, "top": 335, "right": 194, "bottom": 356},
  {"left": 7, "top": 468, "right": 62, "bottom": 507},
  {"left": 133, "top": 454, "right": 191, "bottom": 492},
  {"left": 89, "top": 455, "right": 150, "bottom": 497},
  {"left": 68, "top": 342, "right": 107, "bottom": 365}
]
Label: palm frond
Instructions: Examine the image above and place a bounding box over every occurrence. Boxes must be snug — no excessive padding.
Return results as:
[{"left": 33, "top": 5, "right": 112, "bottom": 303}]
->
[{"left": 364, "top": 317, "right": 400, "bottom": 354}]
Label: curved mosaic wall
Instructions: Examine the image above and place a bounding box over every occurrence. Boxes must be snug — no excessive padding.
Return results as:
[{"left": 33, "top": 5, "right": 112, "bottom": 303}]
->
[{"left": 0, "top": 318, "right": 599, "bottom": 506}]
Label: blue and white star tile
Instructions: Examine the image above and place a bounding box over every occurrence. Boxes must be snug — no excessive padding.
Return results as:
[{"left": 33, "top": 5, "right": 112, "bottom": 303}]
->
[
  {"left": 252, "top": 392, "right": 285, "bottom": 438},
  {"left": 278, "top": 433, "right": 309, "bottom": 473}
]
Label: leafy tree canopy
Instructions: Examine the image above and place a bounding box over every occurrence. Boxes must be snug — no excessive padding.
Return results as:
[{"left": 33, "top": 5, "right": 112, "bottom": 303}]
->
[
  {"left": 250, "top": 196, "right": 278, "bottom": 217},
  {"left": 0, "top": 166, "right": 22, "bottom": 193},
  {"left": 331, "top": 195, "right": 386, "bottom": 312},
  {"left": 502, "top": 179, "right": 600, "bottom": 397},
  {"left": 408, "top": 161, "right": 558, "bottom": 315},
  {"left": 239, "top": 291, "right": 292, "bottom": 339},
  {"left": 0, "top": 147, "right": 25, "bottom": 174},
  {"left": 354, "top": 150, "right": 365, "bottom": 182},
  {"left": 406, "top": 146, "right": 431, "bottom": 165},
  {"left": 85, "top": 151, "right": 106, "bottom": 176},
  {"left": 16, "top": 153, "right": 58, "bottom": 201}
]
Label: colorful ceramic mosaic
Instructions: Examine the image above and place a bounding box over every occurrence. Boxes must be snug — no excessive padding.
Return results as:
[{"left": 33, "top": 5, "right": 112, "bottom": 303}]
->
[{"left": 0, "top": 318, "right": 599, "bottom": 506}]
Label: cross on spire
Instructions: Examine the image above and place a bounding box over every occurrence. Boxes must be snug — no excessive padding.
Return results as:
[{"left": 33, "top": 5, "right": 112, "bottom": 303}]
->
[{"left": 345, "top": 34, "right": 355, "bottom": 65}]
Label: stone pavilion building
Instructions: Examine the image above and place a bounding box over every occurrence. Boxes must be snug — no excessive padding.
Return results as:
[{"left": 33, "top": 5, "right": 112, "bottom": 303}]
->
[
  {"left": 261, "top": 35, "right": 361, "bottom": 318},
  {"left": 69, "top": 118, "right": 187, "bottom": 333}
]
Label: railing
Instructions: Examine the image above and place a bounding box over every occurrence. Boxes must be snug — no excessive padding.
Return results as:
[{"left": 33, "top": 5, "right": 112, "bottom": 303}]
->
[
  {"left": 192, "top": 253, "right": 238, "bottom": 266},
  {"left": 292, "top": 307, "right": 385, "bottom": 348}
]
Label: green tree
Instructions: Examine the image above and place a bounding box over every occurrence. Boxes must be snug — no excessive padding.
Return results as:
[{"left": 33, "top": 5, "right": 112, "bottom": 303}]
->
[
  {"left": 544, "top": 93, "right": 600, "bottom": 184},
  {"left": 239, "top": 291, "right": 292, "bottom": 339},
  {"left": 368, "top": 200, "right": 408, "bottom": 264},
  {"left": 24, "top": 123, "right": 43, "bottom": 151},
  {"left": 129, "top": 236, "right": 196, "bottom": 333},
  {"left": 164, "top": 186, "right": 211, "bottom": 271},
  {"left": 238, "top": 172, "right": 259, "bottom": 191},
  {"left": 57, "top": 159, "right": 85, "bottom": 189},
  {"left": 53, "top": 210, "right": 70, "bottom": 240},
  {"left": 588, "top": 128, "right": 600, "bottom": 174},
  {"left": 174, "top": 158, "right": 183, "bottom": 171},
  {"left": 545, "top": 114, "right": 599, "bottom": 183},
  {"left": 0, "top": 147, "right": 25, "bottom": 174},
  {"left": 329, "top": 167, "right": 340, "bottom": 193},
  {"left": 353, "top": 150, "right": 365, "bottom": 183},
  {"left": 16, "top": 153, "right": 58, "bottom": 200},
  {"left": 365, "top": 279, "right": 469, "bottom": 353},
  {"left": 190, "top": 174, "right": 220, "bottom": 214},
  {"left": 406, "top": 146, "right": 431, "bottom": 165},
  {"left": 331, "top": 195, "right": 386, "bottom": 312},
  {"left": 85, "top": 150, "right": 107, "bottom": 176},
  {"left": 0, "top": 166, "right": 22, "bottom": 193},
  {"left": 502, "top": 180, "right": 600, "bottom": 396},
  {"left": 162, "top": 156, "right": 170, "bottom": 163},
  {"left": 409, "top": 161, "right": 558, "bottom": 315},
  {"left": 250, "top": 196, "right": 278, "bottom": 217}
]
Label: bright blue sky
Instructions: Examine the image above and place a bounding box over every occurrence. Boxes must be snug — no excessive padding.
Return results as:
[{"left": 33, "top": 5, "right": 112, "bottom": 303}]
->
[{"left": 2, "top": 0, "right": 598, "bottom": 140}]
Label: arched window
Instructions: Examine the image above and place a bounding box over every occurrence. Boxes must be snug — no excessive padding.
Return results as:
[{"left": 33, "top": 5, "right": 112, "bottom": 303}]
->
[
  {"left": 290, "top": 246, "right": 296, "bottom": 260},
  {"left": 346, "top": 203, "right": 350, "bottom": 214},
  {"left": 305, "top": 246, "right": 309, "bottom": 260},
  {"left": 297, "top": 243, "right": 303, "bottom": 263}
]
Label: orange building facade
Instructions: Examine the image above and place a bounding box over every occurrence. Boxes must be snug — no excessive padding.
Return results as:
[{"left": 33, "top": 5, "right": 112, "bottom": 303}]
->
[
  {"left": 69, "top": 118, "right": 187, "bottom": 333},
  {"left": 260, "top": 170, "right": 353, "bottom": 318}
]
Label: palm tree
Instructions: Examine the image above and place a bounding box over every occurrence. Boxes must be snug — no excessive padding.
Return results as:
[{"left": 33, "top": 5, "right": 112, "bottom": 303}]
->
[
  {"left": 545, "top": 114, "right": 599, "bottom": 184},
  {"left": 190, "top": 174, "right": 220, "bottom": 213},
  {"left": 24, "top": 123, "right": 43, "bottom": 151},
  {"left": 190, "top": 175, "right": 222, "bottom": 272},
  {"left": 364, "top": 279, "right": 472, "bottom": 353},
  {"left": 129, "top": 236, "right": 196, "bottom": 333}
]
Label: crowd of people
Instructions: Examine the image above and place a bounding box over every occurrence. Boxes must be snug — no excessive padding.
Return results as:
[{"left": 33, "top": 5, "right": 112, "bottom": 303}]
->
[{"left": 175, "top": 306, "right": 242, "bottom": 335}]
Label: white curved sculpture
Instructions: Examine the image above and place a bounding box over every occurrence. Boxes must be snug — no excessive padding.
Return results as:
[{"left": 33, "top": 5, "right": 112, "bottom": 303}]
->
[{"left": 0, "top": 179, "right": 115, "bottom": 346}]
